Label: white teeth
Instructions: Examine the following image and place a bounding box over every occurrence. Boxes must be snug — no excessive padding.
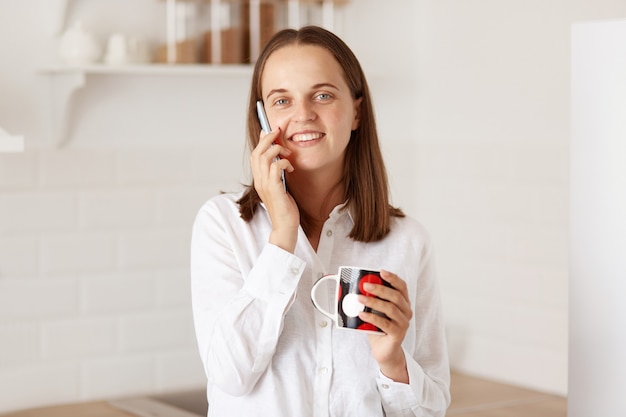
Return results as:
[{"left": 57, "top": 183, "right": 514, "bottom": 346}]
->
[{"left": 291, "top": 132, "right": 323, "bottom": 142}]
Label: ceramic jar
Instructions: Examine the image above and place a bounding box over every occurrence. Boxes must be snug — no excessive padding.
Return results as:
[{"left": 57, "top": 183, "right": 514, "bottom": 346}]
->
[{"left": 59, "top": 20, "right": 102, "bottom": 65}]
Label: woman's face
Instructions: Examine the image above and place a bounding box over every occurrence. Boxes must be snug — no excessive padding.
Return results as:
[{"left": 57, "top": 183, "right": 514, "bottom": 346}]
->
[{"left": 260, "top": 44, "right": 361, "bottom": 178}]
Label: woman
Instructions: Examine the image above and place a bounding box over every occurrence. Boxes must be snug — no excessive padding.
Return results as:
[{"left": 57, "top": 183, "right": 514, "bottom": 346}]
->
[{"left": 191, "top": 26, "right": 450, "bottom": 417}]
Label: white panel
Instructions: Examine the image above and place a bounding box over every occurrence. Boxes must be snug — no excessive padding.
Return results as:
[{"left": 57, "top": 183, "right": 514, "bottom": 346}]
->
[{"left": 570, "top": 18, "right": 626, "bottom": 417}]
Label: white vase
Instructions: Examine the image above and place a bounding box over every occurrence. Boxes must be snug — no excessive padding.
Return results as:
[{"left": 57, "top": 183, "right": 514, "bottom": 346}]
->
[{"left": 59, "top": 20, "right": 102, "bottom": 65}]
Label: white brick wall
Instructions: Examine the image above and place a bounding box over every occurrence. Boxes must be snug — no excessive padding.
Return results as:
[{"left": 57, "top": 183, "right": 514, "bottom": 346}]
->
[
  {"left": 0, "top": 152, "right": 37, "bottom": 189},
  {"left": 414, "top": 141, "right": 569, "bottom": 395},
  {"left": 0, "top": 363, "right": 80, "bottom": 408},
  {"left": 39, "top": 149, "right": 115, "bottom": 188},
  {"left": 80, "top": 272, "right": 156, "bottom": 314},
  {"left": 0, "top": 147, "right": 219, "bottom": 412},
  {"left": 78, "top": 189, "right": 158, "bottom": 230},
  {"left": 1, "top": 0, "right": 597, "bottom": 410},
  {"left": 81, "top": 356, "right": 155, "bottom": 399},
  {"left": 118, "top": 310, "right": 194, "bottom": 353},
  {"left": 0, "top": 278, "right": 80, "bottom": 320},
  {"left": 0, "top": 322, "right": 40, "bottom": 370},
  {"left": 41, "top": 318, "right": 117, "bottom": 360},
  {"left": 40, "top": 233, "right": 117, "bottom": 274},
  {"left": 156, "top": 350, "right": 206, "bottom": 390},
  {"left": 0, "top": 237, "right": 39, "bottom": 276},
  {"left": 0, "top": 191, "right": 78, "bottom": 235}
]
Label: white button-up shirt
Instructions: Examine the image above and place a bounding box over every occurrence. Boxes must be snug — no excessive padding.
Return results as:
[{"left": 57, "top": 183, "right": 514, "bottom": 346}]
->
[{"left": 191, "top": 192, "right": 450, "bottom": 417}]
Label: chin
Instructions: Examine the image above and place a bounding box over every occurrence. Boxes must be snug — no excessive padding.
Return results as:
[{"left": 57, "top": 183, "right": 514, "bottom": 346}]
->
[{"left": 293, "top": 155, "right": 343, "bottom": 176}]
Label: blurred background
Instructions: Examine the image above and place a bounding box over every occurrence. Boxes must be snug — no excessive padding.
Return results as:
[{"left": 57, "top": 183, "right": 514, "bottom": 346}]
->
[{"left": 1, "top": 0, "right": 625, "bottom": 413}]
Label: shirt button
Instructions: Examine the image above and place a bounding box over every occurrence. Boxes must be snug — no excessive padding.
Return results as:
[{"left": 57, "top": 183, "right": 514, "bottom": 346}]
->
[
  {"left": 319, "top": 367, "right": 328, "bottom": 375},
  {"left": 326, "top": 230, "right": 333, "bottom": 237},
  {"left": 320, "top": 321, "right": 328, "bottom": 328},
  {"left": 382, "top": 384, "right": 390, "bottom": 390},
  {"left": 289, "top": 267, "right": 299, "bottom": 275}
]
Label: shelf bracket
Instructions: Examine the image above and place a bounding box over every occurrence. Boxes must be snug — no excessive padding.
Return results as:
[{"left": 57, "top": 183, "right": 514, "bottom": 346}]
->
[{"left": 45, "top": 70, "right": 86, "bottom": 147}]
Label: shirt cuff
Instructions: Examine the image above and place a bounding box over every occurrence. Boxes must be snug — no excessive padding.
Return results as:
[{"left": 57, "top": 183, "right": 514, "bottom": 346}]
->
[
  {"left": 242, "top": 243, "right": 306, "bottom": 303},
  {"left": 376, "top": 371, "right": 417, "bottom": 415}
]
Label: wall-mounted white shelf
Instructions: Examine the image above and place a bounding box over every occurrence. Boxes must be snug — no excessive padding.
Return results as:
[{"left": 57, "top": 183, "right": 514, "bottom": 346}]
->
[
  {"left": 0, "top": 127, "right": 25, "bottom": 153},
  {"left": 39, "top": 64, "right": 253, "bottom": 147},
  {"left": 43, "top": 0, "right": 350, "bottom": 147}
]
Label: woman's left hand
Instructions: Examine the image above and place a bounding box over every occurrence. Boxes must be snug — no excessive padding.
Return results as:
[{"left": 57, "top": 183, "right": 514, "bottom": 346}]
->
[{"left": 358, "top": 270, "right": 412, "bottom": 383}]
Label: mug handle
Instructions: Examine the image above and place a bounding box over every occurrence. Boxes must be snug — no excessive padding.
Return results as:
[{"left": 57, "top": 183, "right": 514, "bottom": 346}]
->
[{"left": 310, "top": 275, "right": 337, "bottom": 319}]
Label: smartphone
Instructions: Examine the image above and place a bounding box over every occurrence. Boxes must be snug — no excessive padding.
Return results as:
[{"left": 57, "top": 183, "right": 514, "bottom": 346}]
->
[{"left": 256, "top": 100, "right": 286, "bottom": 191}]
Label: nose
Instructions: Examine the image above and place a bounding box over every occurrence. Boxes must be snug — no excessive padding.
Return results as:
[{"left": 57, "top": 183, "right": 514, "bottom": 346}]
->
[{"left": 292, "top": 100, "right": 316, "bottom": 123}]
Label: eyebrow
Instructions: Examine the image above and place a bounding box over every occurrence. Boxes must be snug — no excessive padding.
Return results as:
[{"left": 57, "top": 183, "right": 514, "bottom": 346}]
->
[{"left": 265, "top": 83, "right": 341, "bottom": 101}]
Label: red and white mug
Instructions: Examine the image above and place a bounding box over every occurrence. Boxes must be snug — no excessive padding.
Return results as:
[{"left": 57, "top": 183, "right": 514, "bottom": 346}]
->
[{"left": 311, "top": 266, "right": 392, "bottom": 334}]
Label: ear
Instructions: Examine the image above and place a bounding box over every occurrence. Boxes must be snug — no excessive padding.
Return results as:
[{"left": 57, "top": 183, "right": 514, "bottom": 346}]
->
[{"left": 351, "top": 97, "right": 364, "bottom": 131}]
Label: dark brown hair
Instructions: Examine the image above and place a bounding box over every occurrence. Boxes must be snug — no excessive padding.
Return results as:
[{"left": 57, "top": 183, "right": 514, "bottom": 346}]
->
[{"left": 237, "top": 26, "right": 404, "bottom": 242}]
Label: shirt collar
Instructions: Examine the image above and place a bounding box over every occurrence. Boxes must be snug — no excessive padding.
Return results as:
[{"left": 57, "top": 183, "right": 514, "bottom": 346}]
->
[
  {"left": 259, "top": 201, "right": 354, "bottom": 226},
  {"left": 329, "top": 202, "right": 354, "bottom": 226}
]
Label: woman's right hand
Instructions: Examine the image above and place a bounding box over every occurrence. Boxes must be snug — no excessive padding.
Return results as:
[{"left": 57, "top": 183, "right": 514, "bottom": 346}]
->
[{"left": 250, "top": 127, "right": 299, "bottom": 252}]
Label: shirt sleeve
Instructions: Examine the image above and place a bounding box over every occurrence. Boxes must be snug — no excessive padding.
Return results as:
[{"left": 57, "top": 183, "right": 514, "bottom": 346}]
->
[
  {"left": 190, "top": 199, "right": 306, "bottom": 397},
  {"left": 377, "top": 234, "right": 451, "bottom": 417}
]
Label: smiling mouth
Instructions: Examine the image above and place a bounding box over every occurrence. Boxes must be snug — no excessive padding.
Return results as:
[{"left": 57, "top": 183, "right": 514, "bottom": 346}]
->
[{"left": 290, "top": 132, "right": 325, "bottom": 143}]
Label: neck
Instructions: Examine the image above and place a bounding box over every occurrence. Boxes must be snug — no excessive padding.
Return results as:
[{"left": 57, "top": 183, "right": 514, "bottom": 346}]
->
[
  {"left": 287, "top": 171, "right": 345, "bottom": 250},
  {"left": 290, "top": 176, "right": 344, "bottom": 221}
]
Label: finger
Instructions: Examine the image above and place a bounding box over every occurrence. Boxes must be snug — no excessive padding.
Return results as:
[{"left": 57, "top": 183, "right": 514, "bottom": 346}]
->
[
  {"left": 358, "top": 281, "right": 413, "bottom": 323},
  {"left": 358, "top": 310, "right": 405, "bottom": 338},
  {"left": 253, "top": 138, "right": 281, "bottom": 162},
  {"left": 251, "top": 138, "right": 284, "bottom": 175},
  {"left": 274, "top": 157, "right": 294, "bottom": 174},
  {"left": 360, "top": 281, "right": 411, "bottom": 316},
  {"left": 254, "top": 135, "right": 292, "bottom": 168},
  {"left": 359, "top": 310, "right": 391, "bottom": 332},
  {"left": 380, "top": 270, "right": 410, "bottom": 302},
  {"left": 358, "top": 295, "right": 411, "bottom": 340},
  {"left": 268, "top": 159, "right": 288, "bottom": 186},
  {"left": 359, "top": 294, "right": 410, "bottom": 325},
  {"left": 257, "top": 127, "right": 284, "bottom": 151}
]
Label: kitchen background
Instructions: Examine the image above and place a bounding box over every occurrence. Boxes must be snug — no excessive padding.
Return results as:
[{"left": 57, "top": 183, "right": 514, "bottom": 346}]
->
[{"left": 1, "top": 0, "right": 625, "bottom": 413}]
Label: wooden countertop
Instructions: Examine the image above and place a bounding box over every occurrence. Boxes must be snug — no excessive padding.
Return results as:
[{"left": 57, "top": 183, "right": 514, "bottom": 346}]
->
[{"left": 0, "top": 402, "right": 136, "bottom": 417}]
